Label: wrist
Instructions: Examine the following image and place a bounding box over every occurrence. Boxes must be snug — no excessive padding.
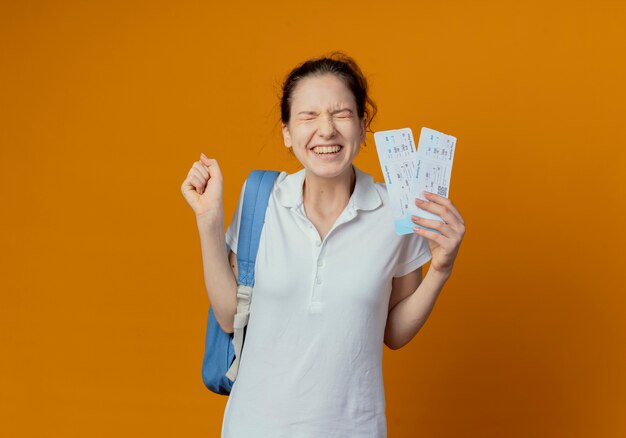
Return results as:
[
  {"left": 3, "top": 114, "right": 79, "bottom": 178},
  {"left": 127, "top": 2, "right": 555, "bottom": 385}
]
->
[
  {"left": 196, "top": 209, "right": 224, "bottom": 228},
  {"left": 427, "top": 265, "right": 453, "bottom": 282}
]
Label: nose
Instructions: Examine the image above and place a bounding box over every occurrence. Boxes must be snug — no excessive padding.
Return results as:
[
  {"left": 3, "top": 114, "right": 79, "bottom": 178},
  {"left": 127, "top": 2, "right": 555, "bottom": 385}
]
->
[{"left": 317, "top": 115, "right": 336, "bottom": 138}]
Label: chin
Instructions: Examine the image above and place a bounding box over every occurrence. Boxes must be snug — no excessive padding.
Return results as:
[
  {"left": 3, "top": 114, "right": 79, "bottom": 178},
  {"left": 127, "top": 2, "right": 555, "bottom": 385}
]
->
[{"left": 306, "top": 162, "right": 353, "bottom": 178}]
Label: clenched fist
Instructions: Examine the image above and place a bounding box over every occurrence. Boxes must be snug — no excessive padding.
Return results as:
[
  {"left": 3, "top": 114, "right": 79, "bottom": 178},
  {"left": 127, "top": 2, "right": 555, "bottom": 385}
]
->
[{"left": 181, "top": 153, "right": 224, "bottom": 220}]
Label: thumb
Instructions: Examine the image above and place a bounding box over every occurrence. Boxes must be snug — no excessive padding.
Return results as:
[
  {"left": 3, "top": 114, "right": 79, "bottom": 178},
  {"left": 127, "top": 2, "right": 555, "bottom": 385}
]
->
[
  {"left": 199, "top": 154, "right": 222, "bottom": 179},
  {"left": 199, "top": 152, "right": 211, "bottom": 165}
]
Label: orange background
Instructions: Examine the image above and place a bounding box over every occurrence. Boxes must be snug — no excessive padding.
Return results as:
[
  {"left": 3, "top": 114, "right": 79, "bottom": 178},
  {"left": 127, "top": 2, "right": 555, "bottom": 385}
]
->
[{"left": 1, "top": 1, "right": 625, "bottom": 437}]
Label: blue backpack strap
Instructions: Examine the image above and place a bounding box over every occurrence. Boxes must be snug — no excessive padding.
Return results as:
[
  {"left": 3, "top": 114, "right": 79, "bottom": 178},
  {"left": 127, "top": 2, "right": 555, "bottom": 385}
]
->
[
  {"left": 225, "top": 170, "right": 279, "bottom": 382},
  {"left": 236, "top": 170, "right": 280, "bottom": 287},
  {"left": 203, "top": 169, "right": 279, "bottom": 395}
]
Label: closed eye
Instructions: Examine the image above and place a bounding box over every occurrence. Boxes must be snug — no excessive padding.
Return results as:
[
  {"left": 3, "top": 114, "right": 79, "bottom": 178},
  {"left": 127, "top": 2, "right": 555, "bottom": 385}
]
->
[
  {"left": 297, "top": 111, "right": 318, "bottom": 121},
  {"left": 333, "top": 110, "right": 353, "bottom": 118}
]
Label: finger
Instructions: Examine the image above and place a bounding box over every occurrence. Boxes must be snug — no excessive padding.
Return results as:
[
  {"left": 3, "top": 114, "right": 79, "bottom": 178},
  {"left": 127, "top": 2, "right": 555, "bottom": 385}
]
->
[
  {"left": 189, "top": 174, "right": 206, "bottom": 194},
  {"left": 411, "top": 215, "right": 456, "bottom": 239},
  {"left": 181, "top": 177, "right": 197, "bottom": 195},
  {"left": 412, "top": 224, "right": 445, "bottom": 245},
  {"left": 189, "top": 161, "right": 210, "bottom": 194},
  {"left": 181, "top": 175, "right": 203, "bottom": 197},
  {"left": 200, "top": 155, "right": 223, "bottom": 181},
  {"left": 190, "top": 170, "right": 207, "bottom": 195},
  {"left": 193, "top": 161, "right": 209, "bottom": 180},
  {"left": 199, "top": 153, "right": 214, "bottom": 168},
  {"left": 423, "top": 192, "right": 465, "bottom": 225},
  {"left": 415, "top": 198, "right": 459, "bottom": 227},
  {"left": 188, "top": 167, "right": 208, "bottom": 186}
]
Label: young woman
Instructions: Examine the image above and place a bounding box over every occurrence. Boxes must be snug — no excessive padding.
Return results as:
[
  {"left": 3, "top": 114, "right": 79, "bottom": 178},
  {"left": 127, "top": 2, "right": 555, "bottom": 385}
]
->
[{"left": 181, "top": 53, "right": 465, "bottom": 437}]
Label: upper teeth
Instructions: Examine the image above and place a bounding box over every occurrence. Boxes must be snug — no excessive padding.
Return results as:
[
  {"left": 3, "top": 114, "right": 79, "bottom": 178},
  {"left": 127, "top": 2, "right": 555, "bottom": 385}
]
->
[{"left": 313, "top": 145, "right": 341, "bottom": 153}]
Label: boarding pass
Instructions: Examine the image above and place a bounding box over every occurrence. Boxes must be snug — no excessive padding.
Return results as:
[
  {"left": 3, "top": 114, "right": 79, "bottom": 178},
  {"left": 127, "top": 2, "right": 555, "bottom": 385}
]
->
[{"left": 373, "top": 127, "right": 457, "bottom": 235}]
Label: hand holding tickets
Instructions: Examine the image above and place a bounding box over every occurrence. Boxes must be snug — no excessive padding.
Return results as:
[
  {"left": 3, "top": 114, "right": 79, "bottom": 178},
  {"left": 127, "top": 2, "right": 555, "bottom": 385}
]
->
[{"left": 374, "top": 126, "right": 465, "bottom": 275}]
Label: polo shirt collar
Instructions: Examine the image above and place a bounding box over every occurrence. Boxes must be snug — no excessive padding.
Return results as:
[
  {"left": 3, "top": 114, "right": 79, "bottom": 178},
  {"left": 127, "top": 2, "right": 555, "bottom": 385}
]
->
[{"left": 275, "top": 164, "right": 382, "bottom": 212}]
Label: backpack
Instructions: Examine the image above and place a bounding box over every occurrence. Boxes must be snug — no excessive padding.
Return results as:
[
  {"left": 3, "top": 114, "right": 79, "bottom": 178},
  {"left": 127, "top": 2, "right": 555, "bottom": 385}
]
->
[{"left": 201, "top": 170, "right": 280, "bottom": 395}]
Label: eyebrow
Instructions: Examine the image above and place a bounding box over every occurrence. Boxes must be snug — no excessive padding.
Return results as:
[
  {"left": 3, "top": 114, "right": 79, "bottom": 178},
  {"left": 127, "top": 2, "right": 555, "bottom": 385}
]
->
[{"left": 296, "top": 108, "right": 354, "bottom": 115}]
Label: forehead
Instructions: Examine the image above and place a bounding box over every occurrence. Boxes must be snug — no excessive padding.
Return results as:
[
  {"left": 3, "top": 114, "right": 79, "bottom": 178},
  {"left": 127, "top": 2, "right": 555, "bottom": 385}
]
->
[{"left": 290, "top": 74, "right": 356, "bottom": 110}]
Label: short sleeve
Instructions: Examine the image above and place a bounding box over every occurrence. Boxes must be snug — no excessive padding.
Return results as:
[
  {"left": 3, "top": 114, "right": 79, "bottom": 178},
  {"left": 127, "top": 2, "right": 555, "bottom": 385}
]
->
[
  {"left": 393, "top": 233, "right": 432, "bottom": 277},
  {"left": 225, "top": 179, "right": 247, "bottom": 255}
]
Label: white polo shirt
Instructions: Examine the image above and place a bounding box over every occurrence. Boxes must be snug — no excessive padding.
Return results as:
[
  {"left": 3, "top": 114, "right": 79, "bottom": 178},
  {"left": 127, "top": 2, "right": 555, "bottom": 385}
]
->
[{"left": 221, "top": 164, "right": 432, "bottom": 438}]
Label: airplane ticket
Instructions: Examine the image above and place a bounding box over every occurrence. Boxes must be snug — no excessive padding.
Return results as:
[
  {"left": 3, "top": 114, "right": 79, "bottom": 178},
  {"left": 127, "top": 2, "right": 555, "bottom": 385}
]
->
[{"left": 374, "top": 127, "right": 457, "bottom": 235}]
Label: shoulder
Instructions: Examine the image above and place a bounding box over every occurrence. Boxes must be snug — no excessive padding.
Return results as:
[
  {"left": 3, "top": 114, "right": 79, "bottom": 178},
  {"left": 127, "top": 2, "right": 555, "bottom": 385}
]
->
[
  {"left": 270, "top": 170, "right": 290, "bottom": 195},
  {"left": 241, "top": 170, "right": 289, "bottom": 193},
  {"left": 243, "top": 170, "right": 289, "bottom": 183},
  {"left": 275, "top": 170, "right": 289, "bottom": 185}
]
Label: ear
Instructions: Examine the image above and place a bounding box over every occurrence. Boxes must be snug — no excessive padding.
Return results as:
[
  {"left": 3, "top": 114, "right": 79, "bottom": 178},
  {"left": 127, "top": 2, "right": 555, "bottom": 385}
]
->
[{"left": 282, "top": 122, "right": 292, "bottom": 148}]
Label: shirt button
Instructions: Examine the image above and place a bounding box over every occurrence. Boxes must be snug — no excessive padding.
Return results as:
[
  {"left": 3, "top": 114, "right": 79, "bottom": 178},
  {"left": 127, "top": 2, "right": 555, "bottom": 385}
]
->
[
  {"left": 315, "top": 240, "right": 321, "bottom": 246},
  {"left": 316, "top": 277, "right": 322, "bottom": 285},
  {"left": 317, "top": 260, "right": 323, "bottom": 267}
]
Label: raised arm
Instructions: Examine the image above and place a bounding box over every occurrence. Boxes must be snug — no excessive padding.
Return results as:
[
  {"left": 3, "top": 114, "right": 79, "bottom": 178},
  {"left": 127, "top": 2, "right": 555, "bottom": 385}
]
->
[{"left": 181, "top": 154, "right": 238, "bottom": 333}]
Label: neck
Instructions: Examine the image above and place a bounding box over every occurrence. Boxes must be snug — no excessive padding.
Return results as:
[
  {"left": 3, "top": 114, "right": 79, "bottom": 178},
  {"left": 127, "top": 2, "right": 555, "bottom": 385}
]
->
[{"left": 302, "top": 165, "right": 356, "bottom": 217}]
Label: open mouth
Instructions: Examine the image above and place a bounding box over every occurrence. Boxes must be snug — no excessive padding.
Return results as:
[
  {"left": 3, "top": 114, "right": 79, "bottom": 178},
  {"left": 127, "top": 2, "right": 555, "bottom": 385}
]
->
[{"left": 311, "top": 145, "right": 343, "bottom": 155}]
